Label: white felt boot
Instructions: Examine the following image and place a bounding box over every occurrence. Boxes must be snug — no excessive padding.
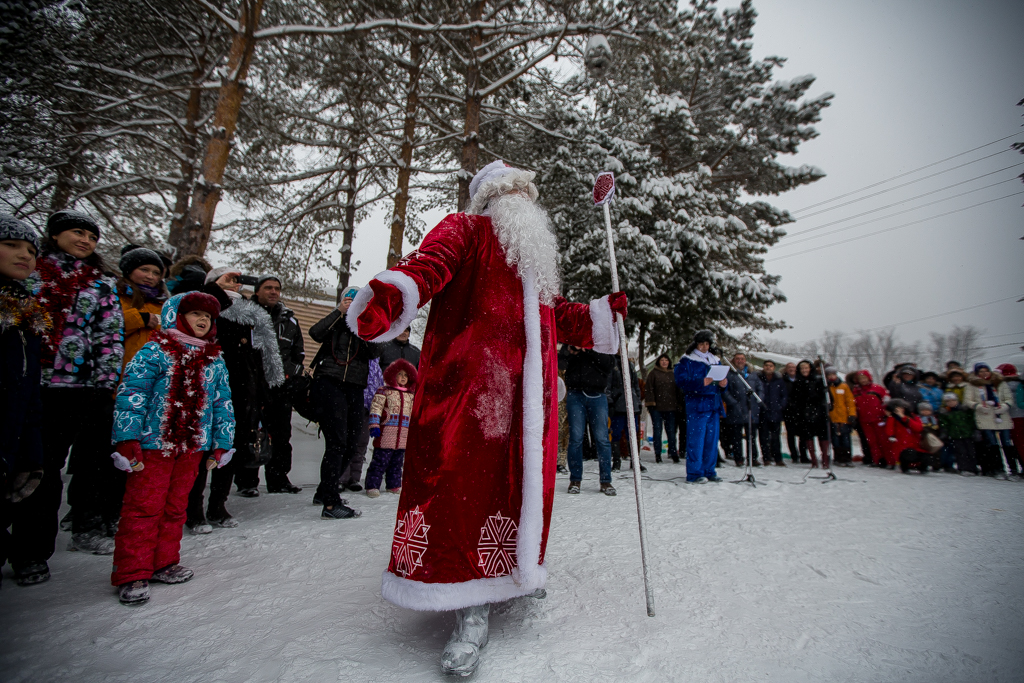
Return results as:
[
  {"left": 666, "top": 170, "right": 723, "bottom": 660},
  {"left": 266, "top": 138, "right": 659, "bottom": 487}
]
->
[{"left": 440, "top": 603, "right": 490, "bottom": 677}]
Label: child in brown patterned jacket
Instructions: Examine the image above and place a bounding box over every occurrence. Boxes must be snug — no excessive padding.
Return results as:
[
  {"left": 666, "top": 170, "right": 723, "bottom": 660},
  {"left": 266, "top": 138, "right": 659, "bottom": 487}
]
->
[{"left": 364, "top": 359, "right": 417, "bottom": 497}]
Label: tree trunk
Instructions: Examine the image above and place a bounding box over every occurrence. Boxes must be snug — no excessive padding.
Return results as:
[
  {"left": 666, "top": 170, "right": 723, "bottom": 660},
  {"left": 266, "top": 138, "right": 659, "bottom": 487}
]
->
[
  {"left": 179, "top": 0, "right": 264, "bottom": 257},
  {"left": 456, "top": 2, "right": 486, "bottom": 211},
  {"left": 387, "top": 40, "right": 422, "bottom": 268},
  {"left": 167, "top": 61, "right": 205, "bottom": 256},
  {"left": 336, "top": 151, "right": 359, "bottom": 302},
  {"left": 637, "top": 321, "right": 648, "bottom": 374}
]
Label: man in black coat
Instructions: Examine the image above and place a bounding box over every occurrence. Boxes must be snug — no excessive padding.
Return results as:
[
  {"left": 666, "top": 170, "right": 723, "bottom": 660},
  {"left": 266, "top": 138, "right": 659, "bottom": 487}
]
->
[
  {"left": 757, "top": 360, "right": 788, "bottom": 466},
  {"left": 721, "top": 353, "right": 764, "bottom": 467},
  {"left": 243, "top": 275, "right": 305, "bottom": 494},
  {"left": 309, "top": 292, "right": 382, "bottom": 518},
  {"left": 378, "top": 326, "right": 420, "bottom": 368}
]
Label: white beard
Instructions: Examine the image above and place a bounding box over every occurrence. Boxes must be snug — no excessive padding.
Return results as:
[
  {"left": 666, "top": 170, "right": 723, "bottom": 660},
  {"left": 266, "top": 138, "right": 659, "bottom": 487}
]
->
[{"left": 486, "top": 193, "right": 561, "bottom": 305}]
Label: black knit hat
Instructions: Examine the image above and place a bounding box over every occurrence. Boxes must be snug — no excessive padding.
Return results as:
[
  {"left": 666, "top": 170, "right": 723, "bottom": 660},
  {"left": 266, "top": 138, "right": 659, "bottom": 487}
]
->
[
  {"left": 119, "top": 245, "right": 164, "bottom": 277},
  {"left": 46, "top": 210, "right": 100, "bottom": 239},
  {"left": 0, "top": 213, "right": 40, "bottom": 252}
]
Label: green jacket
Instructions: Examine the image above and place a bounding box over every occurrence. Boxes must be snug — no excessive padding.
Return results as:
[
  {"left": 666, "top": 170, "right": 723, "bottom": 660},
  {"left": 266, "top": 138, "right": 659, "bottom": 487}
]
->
[{"left": 939, "top": 407, "right": 975, "bottom": 440}]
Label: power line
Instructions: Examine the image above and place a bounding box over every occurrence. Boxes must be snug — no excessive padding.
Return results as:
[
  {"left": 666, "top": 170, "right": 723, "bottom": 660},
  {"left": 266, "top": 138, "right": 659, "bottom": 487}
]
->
[
  {"left": 787, "top": 295, "right": 1022, "bottom": 345},
  {"left": 766, "top": 190, "right": 1024, "bottom": 261},
  {"left": 781, "top": 177, "right": 1019, "bottom": 247},
  {"left": 785, "top": 166, "right": 1022, "bottom": 241},
  {"left": 792, "top": 132, "right": 1023, "bottom": 213},
  {"left": 794, "top": 150, "right": 1019, "bottom": 219}
]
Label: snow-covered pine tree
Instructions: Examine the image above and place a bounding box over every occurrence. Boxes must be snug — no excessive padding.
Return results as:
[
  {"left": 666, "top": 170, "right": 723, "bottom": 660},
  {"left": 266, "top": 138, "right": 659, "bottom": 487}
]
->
[{"left": 498, "top": 0, "right": 832, "bottom": 362}]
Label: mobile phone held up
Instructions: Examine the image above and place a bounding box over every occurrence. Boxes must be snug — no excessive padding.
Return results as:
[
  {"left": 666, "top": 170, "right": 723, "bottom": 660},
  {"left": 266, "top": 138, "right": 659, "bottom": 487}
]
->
[{"left": 343, "top": 287, "right": 359, "bottom": 300}]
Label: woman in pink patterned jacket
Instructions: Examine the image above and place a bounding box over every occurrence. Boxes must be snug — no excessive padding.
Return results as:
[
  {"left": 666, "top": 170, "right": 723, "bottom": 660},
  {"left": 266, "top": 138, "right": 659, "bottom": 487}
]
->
[{"left": 364, "top": 358, "right": 417, "bottom": 497}]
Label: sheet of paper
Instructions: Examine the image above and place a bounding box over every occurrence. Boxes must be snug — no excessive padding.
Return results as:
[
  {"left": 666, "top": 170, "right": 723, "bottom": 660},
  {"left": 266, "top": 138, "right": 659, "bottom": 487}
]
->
[{"left": 707, "top": 365, "right": 730, "bottom": 382}]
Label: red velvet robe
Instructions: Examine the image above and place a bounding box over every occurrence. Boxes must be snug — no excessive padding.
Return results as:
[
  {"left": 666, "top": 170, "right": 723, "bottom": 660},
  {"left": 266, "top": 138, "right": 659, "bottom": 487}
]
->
[{"left": 347, "top": 212, "right": 618, "bottom": 611}]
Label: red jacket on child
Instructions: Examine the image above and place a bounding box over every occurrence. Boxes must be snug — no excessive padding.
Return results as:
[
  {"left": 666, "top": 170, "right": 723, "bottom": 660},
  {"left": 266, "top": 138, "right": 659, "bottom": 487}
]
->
[{"left": 885, "top": 413, "right": 925, "bottom": 453}]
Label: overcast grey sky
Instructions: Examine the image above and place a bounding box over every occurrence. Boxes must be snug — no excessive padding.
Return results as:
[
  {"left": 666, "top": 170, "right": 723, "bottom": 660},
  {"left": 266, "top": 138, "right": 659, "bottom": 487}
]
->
[
  {"left": 331, "top": 1, "right": 1023, "bottom": 364},
  {"left": 751, "top": 0, "right": 1023, "bottom": 364}
]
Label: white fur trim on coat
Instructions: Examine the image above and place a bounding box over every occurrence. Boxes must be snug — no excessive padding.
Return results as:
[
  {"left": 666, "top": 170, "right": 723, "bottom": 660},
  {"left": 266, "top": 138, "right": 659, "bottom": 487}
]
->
[
  {"left": 379, "top": 267, "right": 549, "bottom": 611},
  {"left": 589, "top": 295, "right": 619, "bottom": 355},
  {"left": 344, "top": 269, "right": 420, "bottom": 343},
  {"left": 381, "top": 565, "right": 548, "bottom": 612}
]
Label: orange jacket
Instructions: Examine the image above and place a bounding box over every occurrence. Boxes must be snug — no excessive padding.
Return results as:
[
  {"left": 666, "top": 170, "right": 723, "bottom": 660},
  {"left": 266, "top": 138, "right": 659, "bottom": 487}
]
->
[
  {"left": 828, "top": 381, "right": 857, "bottom": 424},
  {"left": 119, "top": 295, "right": 163, "bottom": 368}
]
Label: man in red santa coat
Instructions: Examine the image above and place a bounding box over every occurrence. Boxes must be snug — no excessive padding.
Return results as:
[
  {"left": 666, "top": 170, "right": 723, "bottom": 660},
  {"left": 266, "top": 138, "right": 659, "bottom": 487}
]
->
[{"left": 347, "top": 160, "right": 626, "bottom": 676}]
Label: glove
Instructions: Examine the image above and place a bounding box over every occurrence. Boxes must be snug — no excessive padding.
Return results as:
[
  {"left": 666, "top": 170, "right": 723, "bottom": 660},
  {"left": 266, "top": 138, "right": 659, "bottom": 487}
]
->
[
  {"left": 849, "top": 416, "right": 858, "bottom": 428},
  {"left": 211, "top": 448, "right": 234, "bottom": 469},
  {"left": 9, "top": 470, "right": 43, "bottom": 503},
  {"left": 357, "top": 279, "right": 403, "bottom": 340},
  {"left": 608, "top": 291, "right": 628, "bottom": 319},
  {"left": 369, "top": 427, "right": 381, "bottom": 438},
  {"left": 112, "top": 441, "right": 145, "bottom": 473}
]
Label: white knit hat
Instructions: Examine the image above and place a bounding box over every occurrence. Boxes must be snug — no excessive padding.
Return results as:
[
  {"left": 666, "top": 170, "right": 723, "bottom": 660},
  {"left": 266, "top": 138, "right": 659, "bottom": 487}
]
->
[{"left": 204, "top": 265, "right": 240, "bottom": 285}]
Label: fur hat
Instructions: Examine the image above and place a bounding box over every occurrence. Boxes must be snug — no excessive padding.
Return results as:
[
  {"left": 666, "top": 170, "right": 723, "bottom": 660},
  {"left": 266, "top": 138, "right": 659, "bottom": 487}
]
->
[
  {"left": 255, "top": 274, "right": 282, "bottom": 291},
  {"left": 946, "top": 367, "right": 966, "bottom": 381},
  {"left": 466, "top": 160, "right": 538, "bottom": 215},
  {"left": 382, "top": 358, "right": 418, "bottom": 391},
  {"left": 0, "top": 213, "right": 40, "bottom": 252},
  {"left": 204, "top": 265, "right": 240, "bottom": 285},
  {"left": 46, "top": 209, "right": 99, "bottom": 239},
  {"left": 119, "top": 245, "right": 164, "bottom": 277},
  {"left": 887, "top": 398, "right": 913, "bottom": 413},
  {"left": 942, "top": 392, "right": 959, "bottom": 403}
]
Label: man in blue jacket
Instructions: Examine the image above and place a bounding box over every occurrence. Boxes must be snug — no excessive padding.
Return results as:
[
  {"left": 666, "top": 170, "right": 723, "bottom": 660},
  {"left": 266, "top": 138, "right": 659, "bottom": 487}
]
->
[{"left": 675, "top": 331, "right": 728, "bottom": 483}]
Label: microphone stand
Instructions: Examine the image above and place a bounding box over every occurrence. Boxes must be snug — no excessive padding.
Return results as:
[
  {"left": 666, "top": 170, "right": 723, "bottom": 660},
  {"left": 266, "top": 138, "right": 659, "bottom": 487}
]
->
[{"left": 725, "top": 357, "right": 764, "bottom": 488}]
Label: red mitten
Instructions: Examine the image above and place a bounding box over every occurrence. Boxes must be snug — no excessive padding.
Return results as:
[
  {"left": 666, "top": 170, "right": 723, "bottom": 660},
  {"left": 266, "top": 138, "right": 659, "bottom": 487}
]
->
[
  {"left": 357, "top": 279, "right": 403, "bottom": 340},
  {"left": 608, "top": 291, "right": 628, "bottom": 319}
]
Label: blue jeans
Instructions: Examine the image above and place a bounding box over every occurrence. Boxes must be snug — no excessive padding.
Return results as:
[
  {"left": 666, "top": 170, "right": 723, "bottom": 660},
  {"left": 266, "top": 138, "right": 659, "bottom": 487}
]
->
[
  {"left": 567, "top": 390, "right": 612, "bottom": 484},
  {"left": 649, "top": 409, "right": 677, "bottom": 458},
  {"left": 610, "top": 413, "right": 640, "bottom": 443},
  {"left": 685, "top": 410, "right": 720, "bottom": 481}
]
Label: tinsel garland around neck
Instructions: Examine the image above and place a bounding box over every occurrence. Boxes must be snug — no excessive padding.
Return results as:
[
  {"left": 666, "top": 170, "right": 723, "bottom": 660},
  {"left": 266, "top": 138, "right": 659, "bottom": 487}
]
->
[
  {"left": 34, "top": 253, "right": 102, "bottom": 366},
  {"left": 0, "top": 281, "right": 52, "bottom": 334},
  {"left": 152, "top": 330, "right": 222, "bottom": 458}
]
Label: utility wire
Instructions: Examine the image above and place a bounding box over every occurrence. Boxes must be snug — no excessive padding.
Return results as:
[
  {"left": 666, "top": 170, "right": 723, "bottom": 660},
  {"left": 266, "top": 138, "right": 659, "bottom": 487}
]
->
[
  {"left": 786, "top": 165, "right": 1023, "bottom": 239},
  {"left": 793, "top": 151, "right": 1019, "bottom": 219},
  {"left": 767, "top": 190, "right": 1024, "bottom": 261},
  {"left": 779, "top": 176, "right": 1020, "bottom": 248},
  {"left": 792, "top": 132, "right": 1023, "bottom": 213}
]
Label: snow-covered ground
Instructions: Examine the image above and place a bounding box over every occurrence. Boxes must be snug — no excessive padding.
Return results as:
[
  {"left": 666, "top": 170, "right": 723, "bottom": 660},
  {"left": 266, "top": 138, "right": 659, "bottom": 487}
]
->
[{"left": 2, "top": 415, "right": 1023, "bottom": 683}]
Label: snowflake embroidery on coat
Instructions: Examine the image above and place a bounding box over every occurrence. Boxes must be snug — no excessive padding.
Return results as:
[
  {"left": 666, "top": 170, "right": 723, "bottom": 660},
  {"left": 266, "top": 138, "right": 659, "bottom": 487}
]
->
[
  {"left": 392, "top": 506, "right": 430, "bottom": 578},
  {"left": 477, "top": 512, "right": 518, "bottom": 578}
]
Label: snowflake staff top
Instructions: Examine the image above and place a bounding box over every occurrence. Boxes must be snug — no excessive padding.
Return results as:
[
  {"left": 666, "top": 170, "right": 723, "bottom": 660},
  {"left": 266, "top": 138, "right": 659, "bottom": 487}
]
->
[{"left": 593, "top": 172, "right": 615, "bottom": 207}]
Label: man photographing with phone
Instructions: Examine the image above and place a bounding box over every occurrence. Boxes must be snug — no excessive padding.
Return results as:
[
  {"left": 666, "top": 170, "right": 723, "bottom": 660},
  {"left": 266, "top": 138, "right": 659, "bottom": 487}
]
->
[{"left": 306, "top": 286, "right": 382, "bottom": 518}]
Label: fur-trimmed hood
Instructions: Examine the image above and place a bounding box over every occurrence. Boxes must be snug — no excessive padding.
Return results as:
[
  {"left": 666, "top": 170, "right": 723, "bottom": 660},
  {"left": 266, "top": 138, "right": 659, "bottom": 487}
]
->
[
  {"left": 969, "top": 371, "right": 1004, "bottom": 388},
  {"left": 219, "top": 297, "right": 285, "bottom": 387},
  {"left": 382, "top": 357, "right": 417, "bottom": 391}
]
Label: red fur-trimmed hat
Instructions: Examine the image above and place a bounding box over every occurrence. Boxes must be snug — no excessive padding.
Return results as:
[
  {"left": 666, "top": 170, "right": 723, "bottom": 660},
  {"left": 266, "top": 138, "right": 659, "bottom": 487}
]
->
[{"left": 383, "top": 358, "right": 417, "bottom": 390}]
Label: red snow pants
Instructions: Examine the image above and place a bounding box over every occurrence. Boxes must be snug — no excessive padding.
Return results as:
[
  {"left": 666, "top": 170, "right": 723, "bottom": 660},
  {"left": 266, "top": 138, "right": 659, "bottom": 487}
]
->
[
  {"left": 863, "top": 420, "right": 891, "bottom": 466},
  {"left": 111, "top": 449, "right": 203, "bottom": 586}
]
